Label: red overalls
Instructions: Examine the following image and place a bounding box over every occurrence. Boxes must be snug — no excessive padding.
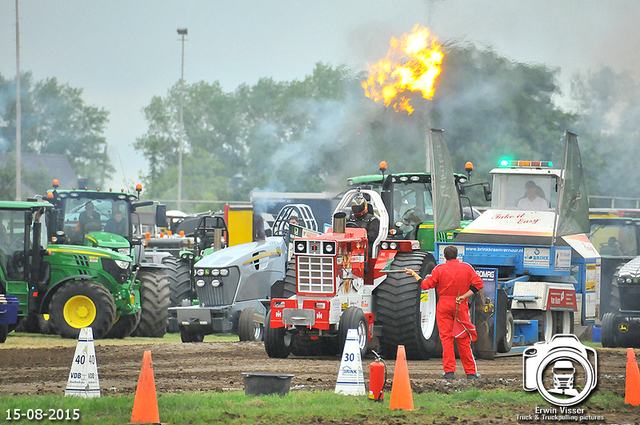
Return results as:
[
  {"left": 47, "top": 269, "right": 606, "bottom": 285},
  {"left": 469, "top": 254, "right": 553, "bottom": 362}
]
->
[{"left": 421, "top": 259, "right": 484, "bottom": 375}]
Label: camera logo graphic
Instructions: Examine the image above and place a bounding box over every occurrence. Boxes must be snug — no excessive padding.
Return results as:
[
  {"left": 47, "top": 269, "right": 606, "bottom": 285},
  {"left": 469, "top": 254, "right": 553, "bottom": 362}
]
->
[{"left": 523, "top": 334, "right": 597, "bottom": 406}]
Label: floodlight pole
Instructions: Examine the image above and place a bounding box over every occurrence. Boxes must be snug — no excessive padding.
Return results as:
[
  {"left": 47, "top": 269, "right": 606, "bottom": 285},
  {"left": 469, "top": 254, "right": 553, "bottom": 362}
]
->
[
  {"left": 15, "top": 0, "right": 21, "bottom": 201},
  {"left": 177, "top": 28, "right": 188, "bottom": 210}
]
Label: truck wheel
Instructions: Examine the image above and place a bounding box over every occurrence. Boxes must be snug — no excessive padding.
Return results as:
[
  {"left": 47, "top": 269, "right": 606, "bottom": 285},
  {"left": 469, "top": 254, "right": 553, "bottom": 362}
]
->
[
  {"left": 338, "top": 306, "right": 368, "bottom": 358},
  {"left": 49, "top": 280, "right": 116, "bottom": 339},
  {"left": 0, "top": 324, "right": 7, "bottom": 343},
  {"left": 238, "top": 307, "right": 263, "bottom": 341},
  {"left": 497, "top": 311, "right": 514, "bottom": 353},
  {"left": 105, "top": 311, "right": 141, "bottom": 339},
  {"left": 541, "top": 310, "right": 573, "bottom": 342},
  {"left": 264, "top": 309, "right": 291, "bottom": 358},
  {"left": 134, "top": 270, "right": 171, "bottom": 338},
  {"left": 374, "top": 251, "right": 437, "bottom": 360},
  {"left": 601, "top": 312, "right": 618, "bottom": 348},
  {"left": 282, "top": 262, "right": 297, "bottom": 298},
  {"left": 180, "top": 329, "right": 204, "bottom": 343},
  {"left": 162, "top": 256, "right": 192, "bottom": 333}
]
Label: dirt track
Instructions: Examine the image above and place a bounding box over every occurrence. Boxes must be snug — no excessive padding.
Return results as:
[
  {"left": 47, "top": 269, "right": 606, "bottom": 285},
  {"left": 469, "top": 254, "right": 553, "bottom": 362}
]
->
[{"left": 0, "top": 339, "right": 631, "bottom": 400}]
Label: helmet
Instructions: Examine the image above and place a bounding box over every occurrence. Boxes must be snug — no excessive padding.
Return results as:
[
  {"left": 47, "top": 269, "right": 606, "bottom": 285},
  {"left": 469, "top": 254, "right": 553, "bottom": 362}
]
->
[{"left": 351, "top": 195, "right": 367, "bottom": 217}]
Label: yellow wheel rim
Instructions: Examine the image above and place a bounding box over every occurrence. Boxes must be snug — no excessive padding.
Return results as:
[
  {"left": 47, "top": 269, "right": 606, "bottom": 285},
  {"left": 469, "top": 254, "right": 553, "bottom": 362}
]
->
[
  {"left": 63, "top": 295, "right": 96, "bottom": 329},
  {"left": 43, "top": 314, "right": 50, "bottom": 321}
]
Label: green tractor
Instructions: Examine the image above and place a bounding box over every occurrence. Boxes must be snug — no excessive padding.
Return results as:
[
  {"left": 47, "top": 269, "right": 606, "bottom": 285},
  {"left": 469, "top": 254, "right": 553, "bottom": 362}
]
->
[
  {"left": 0, "top": 200, "right": 139, "bottom": 340},
  {"left": 45, "top": 182, "right": 171, "bottom": 337}
]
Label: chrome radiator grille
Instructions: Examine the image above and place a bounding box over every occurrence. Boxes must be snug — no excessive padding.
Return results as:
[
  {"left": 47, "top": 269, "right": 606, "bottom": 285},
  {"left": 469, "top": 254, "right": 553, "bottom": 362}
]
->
[
  {"left": 297, "top": 256, "right": 335, "bottom": 294},
  {"left": 195, "top": 276, "right": 239, "bottom": 307}
]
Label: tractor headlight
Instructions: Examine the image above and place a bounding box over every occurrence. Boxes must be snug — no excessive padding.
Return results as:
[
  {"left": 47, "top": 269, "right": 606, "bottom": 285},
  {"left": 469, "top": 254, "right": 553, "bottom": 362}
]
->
[
  {"left": 211, "top": 269, "right": 220, "bottom": 276},
  {"left": 219, "top": 268, "right": 229, "bottom": 277},
  {"left": 389, "top": 242, "right": 397, "bottom": 250},
  {"left": 196, "top": 279, "right": 205, "bottom": 287},
  {"left": 117, "top": 248, "right": 131, "bottom": 257},
  {"left": 196, "top": 268, "right": 205, "bottom": 276},
  {"left": 211, "top": 279, "right": 221, "bottom": 287},
  {"left": 626, "top": 277, "right": 633, "bottom": 284},
  {"left": 381, "top": 242, "right": 388, "bottom": 250},
  {"left": 115, "top": 260, "right": 130, "bottom": 270}
]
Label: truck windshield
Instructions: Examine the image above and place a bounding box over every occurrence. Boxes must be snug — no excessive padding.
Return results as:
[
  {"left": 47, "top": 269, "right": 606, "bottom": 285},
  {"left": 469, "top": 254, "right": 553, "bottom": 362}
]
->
[
  {"left": 491, "top": 174, "right": 558, "bottom": 211},
  {"left": 589, "top": 223, "right": 638, "bottom": 256}
]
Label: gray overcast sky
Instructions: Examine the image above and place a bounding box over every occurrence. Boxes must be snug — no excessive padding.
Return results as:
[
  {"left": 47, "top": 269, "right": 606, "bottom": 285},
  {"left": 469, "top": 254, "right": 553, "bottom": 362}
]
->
[{"left": 1, "top": 0, "right": 639, "bottom": 190}]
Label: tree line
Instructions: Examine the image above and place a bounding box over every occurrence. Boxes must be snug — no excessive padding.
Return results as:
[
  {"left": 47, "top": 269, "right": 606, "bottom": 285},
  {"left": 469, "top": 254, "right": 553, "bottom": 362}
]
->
[{"left": 1, "top": 43, "right": 639, "bottom": 206}]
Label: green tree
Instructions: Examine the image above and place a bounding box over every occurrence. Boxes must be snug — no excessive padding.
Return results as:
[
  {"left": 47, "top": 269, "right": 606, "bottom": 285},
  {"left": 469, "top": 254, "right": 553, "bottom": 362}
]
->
[{"left": 0, "top": 72, "right": 112, "bottom": 188}]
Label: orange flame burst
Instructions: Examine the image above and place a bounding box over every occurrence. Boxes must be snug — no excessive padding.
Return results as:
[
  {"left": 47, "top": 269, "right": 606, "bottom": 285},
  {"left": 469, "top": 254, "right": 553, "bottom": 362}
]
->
[{"left": 361, "top": 24, "right": 444, "bottom": 115}]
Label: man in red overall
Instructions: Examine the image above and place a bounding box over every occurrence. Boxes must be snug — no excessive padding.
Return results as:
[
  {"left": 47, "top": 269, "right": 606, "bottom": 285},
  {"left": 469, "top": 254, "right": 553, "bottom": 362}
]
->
[{"left": 405, "top": 245, "right": 483, "bottom": 380}]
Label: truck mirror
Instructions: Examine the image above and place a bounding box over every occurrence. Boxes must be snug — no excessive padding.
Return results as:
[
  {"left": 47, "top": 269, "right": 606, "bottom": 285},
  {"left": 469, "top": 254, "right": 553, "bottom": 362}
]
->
[
  {"left": 156, "top": 204, "right": 167, "bottom": 227},
  {"left": 483, "top": 183, "right": 492, "bottom": 202}
]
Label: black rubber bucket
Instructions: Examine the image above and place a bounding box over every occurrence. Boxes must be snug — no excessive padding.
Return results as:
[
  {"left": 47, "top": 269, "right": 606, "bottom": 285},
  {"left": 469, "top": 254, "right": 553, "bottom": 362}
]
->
[{"left": 241, "top": 372, "right": 294, "bottom": 396}]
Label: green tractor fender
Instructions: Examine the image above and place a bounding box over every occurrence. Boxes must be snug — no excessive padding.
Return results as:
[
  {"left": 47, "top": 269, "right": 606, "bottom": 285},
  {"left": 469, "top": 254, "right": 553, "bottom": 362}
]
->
[{"left": 38, "top": 274, "right": 99, "bottom": 315}]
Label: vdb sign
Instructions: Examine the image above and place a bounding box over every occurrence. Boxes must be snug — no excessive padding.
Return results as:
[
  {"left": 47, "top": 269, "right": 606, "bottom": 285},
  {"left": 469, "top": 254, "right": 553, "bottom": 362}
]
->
[{"left": 523, "top": 334, "right": 597, "bottom": 406}]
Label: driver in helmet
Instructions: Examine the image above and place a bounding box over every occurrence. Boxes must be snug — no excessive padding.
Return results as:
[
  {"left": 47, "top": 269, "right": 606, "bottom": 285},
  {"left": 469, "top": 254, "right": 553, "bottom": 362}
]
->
[{"left": 347, "top": 194, "right": 380, "bottom": 250}]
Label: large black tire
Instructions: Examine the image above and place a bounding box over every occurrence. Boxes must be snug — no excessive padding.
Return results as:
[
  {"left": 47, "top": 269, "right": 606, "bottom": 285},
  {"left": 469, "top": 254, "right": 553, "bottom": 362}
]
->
[
  {"left": 338, "top": 306, "right": 369, "bottom": 358},
  {"left": 162, "top": 256, "right": 192, "bottom": 333},
  {"left": 497, "top": 311, "right": 514, "bottom": 353},
  {"left": 282, "top": 262, "right": 297, "bottom": 298},
  {"left": 601, "top": 312, "right": 618, "bottom": 348},
  {"left": 104, "top": 311, "right": 141, "bottom": 339},
  {"left": 0, "top": 324, "right": 7, "bottom": 343},
  {"left": 49, "top": 280, "right": 116, "bottom": 339},
  {"left": 374, "top": 251, "right": 438, "bottom": 360},
  {"left": 180, "top": 329, "right": 204, "bottom": 343},
  {"left": 162, "top": 256, "right": 192, "bottom": 306},
  {"left": 264, "top": 309, "right": 291, "bottom": 358},
  {"left": 133, "top": 270, "right": 171, "bottom": 338},
  {"left": 238, "top": 307, "right": 264, "bottom": 341}
]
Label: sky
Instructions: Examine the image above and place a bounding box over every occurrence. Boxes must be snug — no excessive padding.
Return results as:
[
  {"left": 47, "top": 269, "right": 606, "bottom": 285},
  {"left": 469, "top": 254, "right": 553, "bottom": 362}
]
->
[{"left": 1, "top": 0, "right": 639, "bottom": 190}]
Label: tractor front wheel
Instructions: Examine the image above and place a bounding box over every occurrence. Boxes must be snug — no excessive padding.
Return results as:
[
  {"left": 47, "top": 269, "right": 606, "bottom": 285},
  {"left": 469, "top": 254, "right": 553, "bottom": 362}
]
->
[
  {"left": 601, "top": 312, "right": 618, "bottom": 348},
  {"left": 264, "top": 310, "right": 291, "bottom": 358},
  {"left": 238, "top": 307, "right": 263, "bottom": 341},
  {"left": 180, "top": 329, "right": 204, "bottom": 343},
  {"left": 338, "top": 306, "right": 368, "bottom": 358},
  {"left": 162, "top": 256, "right": 192, "bottom": 333},
  {"left": 49, "top": 280, "right": 116, "bottom": 339}
]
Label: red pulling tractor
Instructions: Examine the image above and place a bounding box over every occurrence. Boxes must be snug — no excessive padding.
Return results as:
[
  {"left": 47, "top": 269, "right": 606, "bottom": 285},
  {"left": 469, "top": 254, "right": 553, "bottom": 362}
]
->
[{"left": 265, "top": 188, "right": 438, "bottom": 360}]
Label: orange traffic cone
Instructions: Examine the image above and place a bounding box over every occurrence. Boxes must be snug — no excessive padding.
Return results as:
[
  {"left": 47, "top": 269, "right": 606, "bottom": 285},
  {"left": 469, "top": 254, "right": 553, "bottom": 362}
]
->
[
  {"left": 388, "top": 345, "right": 414, "bottom": 411},
  {"left": 625, "top": 348, "right": 640, "bottom": 406},
  {"left": 130, "top": 351, "right": 162, "bottom": 424}
]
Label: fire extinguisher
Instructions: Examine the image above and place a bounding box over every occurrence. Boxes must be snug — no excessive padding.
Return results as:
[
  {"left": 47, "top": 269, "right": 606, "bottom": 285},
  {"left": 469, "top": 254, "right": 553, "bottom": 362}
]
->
[{"left": 369, "top": 350, "right": 386, "bottom": 401}]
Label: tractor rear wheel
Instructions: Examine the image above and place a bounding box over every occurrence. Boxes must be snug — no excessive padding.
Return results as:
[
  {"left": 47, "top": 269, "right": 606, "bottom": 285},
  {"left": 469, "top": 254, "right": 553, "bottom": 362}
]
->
[
  {"left": 133, "top": 269, "right": 171, "bottom": 338},
  {"left": 105, "top": 311, "right": 141, "bottom": 339},
  {"left": 39, "top": 314, "right": 56, "bottom": 335},
  {"left": 49, "top": 280, "right": 116, "bottom": 339},
  {"left": 162, "top": 256, "right": 192, "bottom": 333},
  {"left": 374, "top": 251, "right": 437, "bottom": 360},
  {"left": 264, "top": 309, "right": 291, "bottom": 358},
  {"left": 238, "top": 307, "right": 264, "bottom": 341}
]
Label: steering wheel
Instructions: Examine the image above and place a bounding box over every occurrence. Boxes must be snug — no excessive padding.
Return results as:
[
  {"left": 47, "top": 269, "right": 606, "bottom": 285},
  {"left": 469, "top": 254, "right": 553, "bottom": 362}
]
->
[
  {"left": 402, "top": 207, "right": 425, "bottom": 225},
  {"left": 83, "top": 219, "right": 102, "bottom": 233},
  {"left": 346, "top": 222, "right": 359, "bottom": 228}
]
